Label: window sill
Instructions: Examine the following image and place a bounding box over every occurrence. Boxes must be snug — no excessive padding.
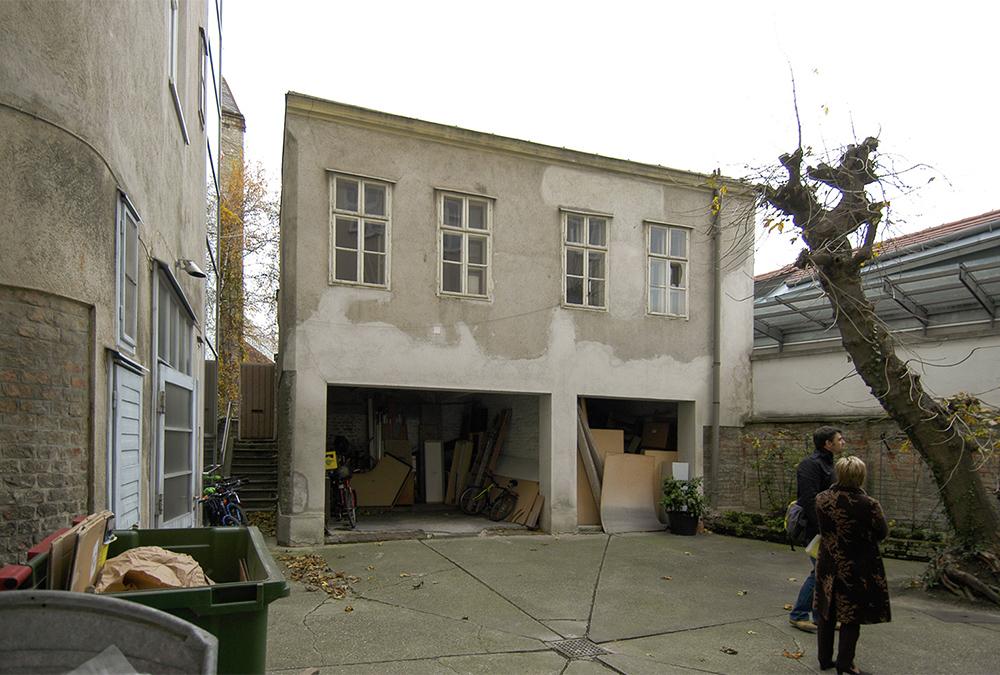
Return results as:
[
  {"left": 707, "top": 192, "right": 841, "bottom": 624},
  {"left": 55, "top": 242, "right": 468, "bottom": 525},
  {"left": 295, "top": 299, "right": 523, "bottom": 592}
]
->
[
  {"left": 437, "top": 291, "right": 492, "bottom": 303},
  {"left": 562, "top": 302, "right": 608, "bottom": 313},
  {"left": 647, "top": 311, "right": 689, "bottom": 320},
  {"left": 328, "top": 278, "right": 391, "bottom": 291}
]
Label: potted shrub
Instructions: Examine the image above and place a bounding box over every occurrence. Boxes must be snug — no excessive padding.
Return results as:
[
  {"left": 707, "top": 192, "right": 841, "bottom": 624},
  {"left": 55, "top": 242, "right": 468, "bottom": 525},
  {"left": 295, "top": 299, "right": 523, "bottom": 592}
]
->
[{"left": 661, "top": 476, "right": 705, "bottom": 536}]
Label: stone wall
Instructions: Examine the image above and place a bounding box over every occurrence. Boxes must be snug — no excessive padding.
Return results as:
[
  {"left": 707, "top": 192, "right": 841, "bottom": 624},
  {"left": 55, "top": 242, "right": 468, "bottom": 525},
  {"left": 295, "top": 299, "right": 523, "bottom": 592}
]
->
[
  {"left": 707, "top": 417, "right": 998, "bottom": 534},
  {"left": 0, "top": 286, "right": 91, "bottom": 563}
]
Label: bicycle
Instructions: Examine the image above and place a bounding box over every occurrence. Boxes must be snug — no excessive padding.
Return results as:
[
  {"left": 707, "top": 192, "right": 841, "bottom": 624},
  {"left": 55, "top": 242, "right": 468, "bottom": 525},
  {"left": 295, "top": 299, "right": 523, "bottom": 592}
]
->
[
  {"left": 459, "top": 473, "right": 519, "bottom": 521},
  {"left": 198, "top": 471, "right": 247, "bottom": 526},
  {"left": 327, "top": 463, "right": 358, "bottom": 529}
]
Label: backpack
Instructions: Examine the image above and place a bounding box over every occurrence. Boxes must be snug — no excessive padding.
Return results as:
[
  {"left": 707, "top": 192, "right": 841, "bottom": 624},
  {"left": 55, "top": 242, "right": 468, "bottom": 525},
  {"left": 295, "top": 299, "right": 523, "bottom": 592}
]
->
[{"left": 785, "top": 500, "right": 809, "bottom": 547}]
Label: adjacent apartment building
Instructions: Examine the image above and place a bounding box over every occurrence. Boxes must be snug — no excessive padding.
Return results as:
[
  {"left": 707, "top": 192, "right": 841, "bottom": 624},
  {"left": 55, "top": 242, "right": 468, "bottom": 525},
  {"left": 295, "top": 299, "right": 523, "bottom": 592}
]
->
[
  {"left": 0, "top": 1, "right": 222, "bottom": 561},
  {"left": 277, "top": 93, "right": 754, "bottom": 545}
]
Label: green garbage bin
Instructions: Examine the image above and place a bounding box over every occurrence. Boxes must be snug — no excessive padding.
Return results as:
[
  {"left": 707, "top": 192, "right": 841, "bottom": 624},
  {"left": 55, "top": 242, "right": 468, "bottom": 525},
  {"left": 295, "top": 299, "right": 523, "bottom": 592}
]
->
[{"left": 101, "top": 526, "right": 289, "bottom": 675}]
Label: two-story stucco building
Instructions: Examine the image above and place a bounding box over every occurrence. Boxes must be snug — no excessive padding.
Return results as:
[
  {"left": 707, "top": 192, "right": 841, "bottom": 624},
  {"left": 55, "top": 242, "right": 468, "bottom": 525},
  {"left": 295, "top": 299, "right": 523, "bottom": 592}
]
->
[
  {"left": 276, "top": 93, "right": 754, "bottom": 545},
  {"left": 0, "top": 0, "right": 222, "bottom": 561}
]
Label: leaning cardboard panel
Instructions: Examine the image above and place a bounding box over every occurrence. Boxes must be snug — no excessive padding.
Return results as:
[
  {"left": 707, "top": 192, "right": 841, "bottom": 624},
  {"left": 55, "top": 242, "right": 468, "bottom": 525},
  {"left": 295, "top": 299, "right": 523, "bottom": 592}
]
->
[
  {"left": 600, "top": 454, "right": 662, "bottom": 534},
  {"left": 352, "top": 454, "right": 412, "bottom": 507},
  {"left": 577, "top": 454, "right": 601, "bottom": 526},
  {"left": 590, "top": 429, "right": 625, "bottom": 459},
  {"left": 68, "top": 511, "right": 113, "bottom": 592}
]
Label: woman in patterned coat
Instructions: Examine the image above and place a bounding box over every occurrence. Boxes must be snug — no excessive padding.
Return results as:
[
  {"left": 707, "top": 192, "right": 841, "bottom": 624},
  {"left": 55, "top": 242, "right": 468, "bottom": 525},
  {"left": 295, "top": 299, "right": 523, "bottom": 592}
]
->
[{"left": 814, "top": 456, "right": 891, "bottom": 674}]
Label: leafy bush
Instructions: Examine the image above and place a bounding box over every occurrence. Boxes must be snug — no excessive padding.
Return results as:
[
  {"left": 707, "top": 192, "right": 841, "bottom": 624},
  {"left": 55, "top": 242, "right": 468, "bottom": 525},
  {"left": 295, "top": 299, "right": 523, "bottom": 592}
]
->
[{"left": 661, "top": 476, "right": 706, "bottom": 519}]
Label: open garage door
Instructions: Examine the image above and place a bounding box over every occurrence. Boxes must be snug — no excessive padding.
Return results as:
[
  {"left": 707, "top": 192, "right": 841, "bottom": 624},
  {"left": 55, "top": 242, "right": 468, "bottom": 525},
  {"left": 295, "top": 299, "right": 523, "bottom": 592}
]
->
[{"left": 325, "top": 386, "right": 546, "bottom": 539}]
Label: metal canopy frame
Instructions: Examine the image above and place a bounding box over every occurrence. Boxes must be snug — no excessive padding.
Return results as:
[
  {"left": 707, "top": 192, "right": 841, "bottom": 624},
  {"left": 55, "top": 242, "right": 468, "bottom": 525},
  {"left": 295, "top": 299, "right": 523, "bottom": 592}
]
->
[{"left": 754, "top": 257, "right": 1000, "bottom": 349}]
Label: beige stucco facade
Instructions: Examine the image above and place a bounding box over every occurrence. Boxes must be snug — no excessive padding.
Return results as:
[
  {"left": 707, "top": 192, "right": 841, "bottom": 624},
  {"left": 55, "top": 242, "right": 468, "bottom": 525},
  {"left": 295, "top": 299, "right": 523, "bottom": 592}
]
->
[
  {"left": 277, "top": 93, "right": 754, "bottom": 545},
  {"left": 0, "top": 0, "right": 219, "bottom": 558}
]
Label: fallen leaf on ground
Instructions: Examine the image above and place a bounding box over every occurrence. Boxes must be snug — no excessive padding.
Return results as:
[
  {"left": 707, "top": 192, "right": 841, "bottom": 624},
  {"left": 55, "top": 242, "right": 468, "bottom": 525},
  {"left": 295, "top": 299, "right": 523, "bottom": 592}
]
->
[
  {"left": 367, "top": 565, "right": 375, "bottom": 571},
  {"left": 783, "top": 603, "right": 793, "bottom": 610},
  {"left": 720, "top": 647, "right": 738, "bottom": 655},
  {"left": 788, "top": 577, "right": 798, "bottom": 582},
  {"left": 412, "top": 581, "right": 424, "bottom": 590},
  {"left": 278, "top": 553, "right": 355, "bottom": 598},
  {"left": 344, "top": 605, "right": 354, "bottom": 613},
  {"left": 661, "top": 576, "right": 672, "bottom": 581},
  {"left": 399, "top": 572, "right": 411, "bottom": 577},
  {"left": 736, "top": 590, "right": 748, "bottom": 596},
  {"left": 747, "top": 630, "right": 758, "bottom": 635},
  {"left": 683, "top": 552, "right": 692, "bottom": 556},
  {"left": 783, "top": 649, "right": 804, "bottom": 660}
]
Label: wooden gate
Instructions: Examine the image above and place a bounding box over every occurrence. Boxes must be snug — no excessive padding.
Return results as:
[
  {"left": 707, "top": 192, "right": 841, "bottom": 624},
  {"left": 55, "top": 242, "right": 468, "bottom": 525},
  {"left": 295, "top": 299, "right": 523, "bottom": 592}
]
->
[{"left": 239, "top": 362, "right": 275, "bottom": 440}]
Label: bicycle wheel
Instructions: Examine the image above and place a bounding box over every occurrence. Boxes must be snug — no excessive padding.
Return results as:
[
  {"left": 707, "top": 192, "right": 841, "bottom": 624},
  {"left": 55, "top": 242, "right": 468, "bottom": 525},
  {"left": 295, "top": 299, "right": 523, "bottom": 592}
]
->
[
  {"left": 343, "top": 486, "right": 357, "bottom": 529},
  {"left": 489, "top": 492, "right": 517, "bottom": 522},
  {"left": 459, "top": 486, "right": 486, "bottom": 515},
  {"left": 226, "top": 502, "right": 247, "bottom": 526}
]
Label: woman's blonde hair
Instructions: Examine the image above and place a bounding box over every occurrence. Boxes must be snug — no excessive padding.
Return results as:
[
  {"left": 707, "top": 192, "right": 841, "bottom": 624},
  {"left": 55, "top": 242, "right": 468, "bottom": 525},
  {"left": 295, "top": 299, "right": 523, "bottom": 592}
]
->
[{"left": 835, "top": 455, "right": 866, "bottom": 489}]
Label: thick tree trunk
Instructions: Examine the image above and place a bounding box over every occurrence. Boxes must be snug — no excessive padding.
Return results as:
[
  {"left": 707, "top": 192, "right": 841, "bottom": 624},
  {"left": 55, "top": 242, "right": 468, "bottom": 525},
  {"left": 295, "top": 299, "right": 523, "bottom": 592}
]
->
[{"left": 818, "top": 257, "right": 1000, "bottom": 549}]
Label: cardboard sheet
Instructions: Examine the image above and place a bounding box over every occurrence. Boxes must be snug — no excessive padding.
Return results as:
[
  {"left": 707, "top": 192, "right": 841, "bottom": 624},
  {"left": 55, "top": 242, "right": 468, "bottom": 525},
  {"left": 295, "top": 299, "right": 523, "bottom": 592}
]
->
[
  {"left": 95, "top": 546, "right": 213, "bottom": 592},
  {"left": 423, "top": 441, "right": 444, "bottom": 503},
  {"left": 577, "top": 454, "right": 601, "bottom": 526},
  {"left": 600, "top": 454, "right": 663, "bottom": 534},
  {"left": 47, "top": 524, "right": 82, "bottom": 590},
  {"left": 69, "top": 511, "right": 112, "bottom": 592},
  {"left": 505, "top": 478, "right": 538, "bottom": 525},
  {"left": 525, "top": 494, "right": 544, "bottom": 529},
  {"left": 352, "top": 454, "right": 412, "bottom": 507},
  {"left": 643, "top": 450, "right": 679, "bottom": 523},
  {"left": 590, "top": 429, "right": 624, "bottom": 459}
]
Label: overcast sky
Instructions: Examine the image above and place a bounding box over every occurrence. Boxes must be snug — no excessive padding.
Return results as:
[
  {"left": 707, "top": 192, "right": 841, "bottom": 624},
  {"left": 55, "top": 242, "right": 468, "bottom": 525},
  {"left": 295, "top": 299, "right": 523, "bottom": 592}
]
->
[{"left": 222, "top": 0, "right": 998, "bottom": 273}]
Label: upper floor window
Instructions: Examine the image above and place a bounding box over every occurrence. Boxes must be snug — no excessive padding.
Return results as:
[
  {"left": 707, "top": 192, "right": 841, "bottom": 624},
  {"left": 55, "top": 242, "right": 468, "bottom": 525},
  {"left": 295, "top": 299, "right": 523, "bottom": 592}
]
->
[
  {"left": 647, "top": 223, "right": 689, "bottom": 317},
  {"left": 438, "top": 192, "right": 492, "bottom": 298},
  {"left": 563, "top": 211, "right": 608, "bottom": 309},
  {"left": 117, "top": 195, "right": 140, "bottom": 350},
  {"left": 167, "top": 0, "right": 189, "bottom": 143},
  {"left": 329, "top": 173, "right": 390, "bottom": 287}
]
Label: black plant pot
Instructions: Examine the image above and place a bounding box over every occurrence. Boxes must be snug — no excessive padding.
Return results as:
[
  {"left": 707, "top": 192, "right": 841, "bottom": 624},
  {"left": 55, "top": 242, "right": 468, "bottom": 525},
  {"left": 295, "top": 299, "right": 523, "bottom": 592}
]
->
[{"left": 667, "top": 511, "right": 699, "bottom": 535}]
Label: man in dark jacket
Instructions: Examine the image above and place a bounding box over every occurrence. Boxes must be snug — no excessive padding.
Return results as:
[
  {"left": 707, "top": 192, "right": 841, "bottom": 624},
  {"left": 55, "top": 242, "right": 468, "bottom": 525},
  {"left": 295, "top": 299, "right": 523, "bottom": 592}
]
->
[{"left": 789, "top": 425, "right": 845, "bottom": 633}]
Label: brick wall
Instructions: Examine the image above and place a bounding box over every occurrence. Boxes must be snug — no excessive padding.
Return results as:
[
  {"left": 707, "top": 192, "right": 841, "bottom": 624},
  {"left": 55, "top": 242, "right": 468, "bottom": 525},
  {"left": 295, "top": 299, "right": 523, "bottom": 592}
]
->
[
  {"left": 0, "top": 286, "right": 91, "bottom": 563},
  {"left": 708, "top": 418, "right": 1000, "bottom": 533}
]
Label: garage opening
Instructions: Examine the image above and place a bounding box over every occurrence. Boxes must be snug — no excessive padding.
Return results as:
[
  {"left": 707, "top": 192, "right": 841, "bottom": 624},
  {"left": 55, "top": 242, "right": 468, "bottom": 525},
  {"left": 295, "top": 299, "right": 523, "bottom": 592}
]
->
[
  {"left": 325, "top": 386, "right": 544, "bottom": 540},
  {"left": 577, "top": 396, "right": 695, "bottom": 529}
]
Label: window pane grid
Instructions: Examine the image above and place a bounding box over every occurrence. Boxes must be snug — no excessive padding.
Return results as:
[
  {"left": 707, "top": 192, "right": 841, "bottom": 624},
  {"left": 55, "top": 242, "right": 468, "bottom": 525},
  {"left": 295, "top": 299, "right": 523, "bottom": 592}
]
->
[
  {"left": 331, "top": 175, "right": 390, "bottom": 287},
  {"left": 563, "top": 213, "right": 608, "bottom": 308},
  {"left": 439, "top": 194, "right": 491, "bottom": 297}
]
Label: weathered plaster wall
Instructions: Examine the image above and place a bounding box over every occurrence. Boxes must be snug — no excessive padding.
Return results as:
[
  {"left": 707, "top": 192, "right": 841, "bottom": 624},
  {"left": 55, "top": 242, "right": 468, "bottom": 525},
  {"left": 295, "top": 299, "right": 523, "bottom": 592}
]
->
[
  {"left": 0, "top": 0, "right": 209, "bottom": 545},
  {"left": 277, "top": 97, "right": 754, "bottom": 543},
  {"left": 753, "top": 332, "right": 1000, "bottom": 417}
]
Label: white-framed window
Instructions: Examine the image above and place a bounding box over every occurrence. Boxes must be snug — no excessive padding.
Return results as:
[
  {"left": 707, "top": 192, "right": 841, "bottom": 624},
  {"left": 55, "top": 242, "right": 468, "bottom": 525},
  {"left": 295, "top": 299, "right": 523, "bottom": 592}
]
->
[
  {"left": 157, "top": 270, "right": 194, "bottom": 376},
  {"left": 117, "top": 195, "right": 140, "bottom": 350},
  {"left": 329, "top": 173, "right": 391, "bottom": 287},
  {"left": 438, "top": 192, "right": 492, "bottom": 298},
  {"left": 647, "top": 222, "right": 689, "bottom": 317},
  {"left": 562, "top": 211, "right": 608, "bottom": 309},
  {"left": 197, "top": 27, "right": 206, "bottom": 130},
  {"left": 167, "top": 0, "right": 189, "bottom": 143}
]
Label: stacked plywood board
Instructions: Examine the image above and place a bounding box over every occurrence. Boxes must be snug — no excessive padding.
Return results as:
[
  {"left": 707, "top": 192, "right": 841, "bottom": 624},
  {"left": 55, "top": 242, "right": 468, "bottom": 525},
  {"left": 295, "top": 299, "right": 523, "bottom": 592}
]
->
[
  {"left": 500, "top": 478, "right": 544, "bottom": 529},
  {"left": 600, "top": 454, "right": 662, "bottom": 533},
  {"left": 352, "top": 454, "right": 413, "bottom": 507}
]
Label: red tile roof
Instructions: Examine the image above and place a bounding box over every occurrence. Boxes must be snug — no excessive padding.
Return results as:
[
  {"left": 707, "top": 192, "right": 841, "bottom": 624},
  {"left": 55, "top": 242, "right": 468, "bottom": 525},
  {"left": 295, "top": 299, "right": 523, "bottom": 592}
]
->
[{"left": 755, "top": 209, "right": 1000, "bottom": 284}]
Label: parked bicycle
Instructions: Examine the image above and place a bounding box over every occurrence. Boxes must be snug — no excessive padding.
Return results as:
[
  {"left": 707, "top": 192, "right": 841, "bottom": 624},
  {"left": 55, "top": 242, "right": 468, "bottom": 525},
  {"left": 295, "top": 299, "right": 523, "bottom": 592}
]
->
[
  {"left": 198, "top": 468, "right": 247, "bottom": 526},
  {"left": 327, "top": 461, "right": 358, "bottom": 529},
  {"left": 459, "top": 473, "right": 518, "bottom": 521}
]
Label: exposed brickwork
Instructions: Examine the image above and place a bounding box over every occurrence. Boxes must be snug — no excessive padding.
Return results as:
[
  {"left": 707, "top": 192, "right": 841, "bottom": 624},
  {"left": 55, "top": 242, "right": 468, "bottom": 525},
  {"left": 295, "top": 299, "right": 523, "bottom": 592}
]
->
[
  {"left": 0, "top": 286, "right": 91, "bottom": 564},
  {"left": 709, "top": 419, "right": 1000, "bottom": 534}
]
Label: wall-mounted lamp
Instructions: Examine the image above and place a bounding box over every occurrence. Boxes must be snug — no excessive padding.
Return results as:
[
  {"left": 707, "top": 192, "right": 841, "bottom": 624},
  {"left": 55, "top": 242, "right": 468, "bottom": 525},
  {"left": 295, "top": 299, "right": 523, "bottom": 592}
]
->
[{"left": 177, "top": 258, "right": 207, "bottom": 279}]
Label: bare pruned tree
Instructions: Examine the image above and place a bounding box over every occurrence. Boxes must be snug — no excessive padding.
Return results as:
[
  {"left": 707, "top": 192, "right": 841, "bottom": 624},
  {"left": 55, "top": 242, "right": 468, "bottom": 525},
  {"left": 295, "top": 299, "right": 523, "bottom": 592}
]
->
[{"left": 757, "top": 137, "right": 1000, "bottom": 603}]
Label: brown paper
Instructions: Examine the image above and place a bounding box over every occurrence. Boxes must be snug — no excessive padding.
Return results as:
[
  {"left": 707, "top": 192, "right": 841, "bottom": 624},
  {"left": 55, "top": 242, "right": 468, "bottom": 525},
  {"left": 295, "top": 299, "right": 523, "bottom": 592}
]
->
[{"left": 95, "top": 546, "right": 214, "bottom": 593}]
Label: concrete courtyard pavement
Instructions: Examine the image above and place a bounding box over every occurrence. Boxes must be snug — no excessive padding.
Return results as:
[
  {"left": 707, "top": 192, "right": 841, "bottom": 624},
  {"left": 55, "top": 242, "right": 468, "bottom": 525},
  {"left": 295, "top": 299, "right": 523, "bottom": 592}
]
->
[{"left": 265, "top": 531, "right": 1000, "bottom": 674}]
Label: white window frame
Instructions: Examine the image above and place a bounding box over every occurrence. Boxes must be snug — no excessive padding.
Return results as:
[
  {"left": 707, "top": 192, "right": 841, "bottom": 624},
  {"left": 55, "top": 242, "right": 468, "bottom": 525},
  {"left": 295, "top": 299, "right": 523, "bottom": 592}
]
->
[
  {"left": 646, "top": 221, "right": 690, "bottom": 318},
  {"left": 561, "top": 209, "right": 610, "bottom": 311},
  {"left": 116, "top": 194, "right": 140, "bottom": 352},
  {"left": 437, "top": 191, "right": 493, "bottom": 300},
  {"left": 328, "top": 172, "right": 392, "bottom": 289},
  {"left": 167, "top": 0, "right": 189, "bottom": 144},
  {"left": 197, "top": 27, "right": 206, "bottom": 130}
]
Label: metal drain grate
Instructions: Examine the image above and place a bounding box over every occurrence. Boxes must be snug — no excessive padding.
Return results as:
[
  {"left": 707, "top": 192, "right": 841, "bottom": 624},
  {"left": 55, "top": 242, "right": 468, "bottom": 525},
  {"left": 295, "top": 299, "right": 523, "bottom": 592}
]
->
[{"left": 547, "top": 638, "right": 610, "bottom": 659}]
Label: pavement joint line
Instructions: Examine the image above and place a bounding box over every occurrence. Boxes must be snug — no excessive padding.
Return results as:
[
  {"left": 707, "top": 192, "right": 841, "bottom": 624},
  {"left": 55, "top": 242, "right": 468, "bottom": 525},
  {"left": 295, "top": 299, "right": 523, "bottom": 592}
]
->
[
  {"left": 585, "top": 534, "right": 613, "bottom": 636},
  {"left": 595, "top": 617, "right": 765, "bottom": 645},
  {"left": 418, "top": 537, "right": 558, "bottom": 629},
  {"left": 354, "top": 594, "right": 555, "bottom": 644}
]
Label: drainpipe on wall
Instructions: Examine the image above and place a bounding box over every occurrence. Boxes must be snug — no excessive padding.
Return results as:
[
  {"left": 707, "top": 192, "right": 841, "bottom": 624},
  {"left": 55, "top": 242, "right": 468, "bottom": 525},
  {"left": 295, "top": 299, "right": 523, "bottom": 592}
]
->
[{"left": 709, "top": 170, "right": 723, "bottom": 503}]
